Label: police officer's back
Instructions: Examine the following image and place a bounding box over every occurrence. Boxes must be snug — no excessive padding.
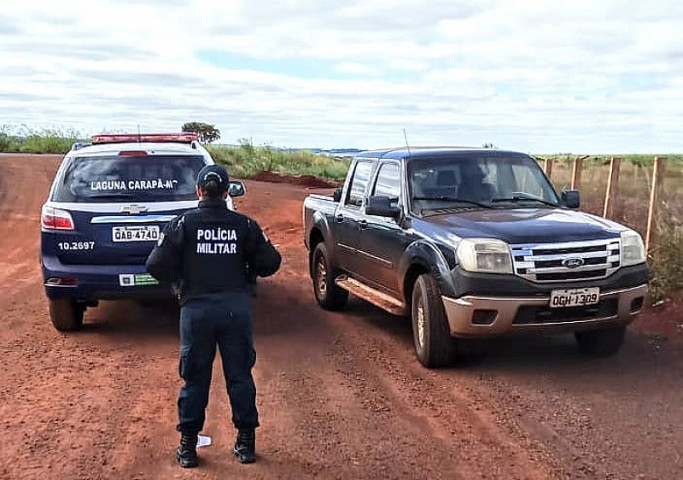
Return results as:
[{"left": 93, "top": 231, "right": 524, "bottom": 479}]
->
[{"left": 146, "top": 165, "right": 281, "bottom": 468}]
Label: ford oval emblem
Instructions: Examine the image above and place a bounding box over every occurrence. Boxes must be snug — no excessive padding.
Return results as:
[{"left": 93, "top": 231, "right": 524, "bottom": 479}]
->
[{"left": 562, "top": 257, "right": 585, "bottom": 269}]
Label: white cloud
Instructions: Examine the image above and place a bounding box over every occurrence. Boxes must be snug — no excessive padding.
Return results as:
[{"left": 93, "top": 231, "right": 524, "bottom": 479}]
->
[
  {"left": 333, "top": 62, "right": 379, "bottom": 76},
  {"left": 0, "top": 0, "right": 681, "bottom": 152}
]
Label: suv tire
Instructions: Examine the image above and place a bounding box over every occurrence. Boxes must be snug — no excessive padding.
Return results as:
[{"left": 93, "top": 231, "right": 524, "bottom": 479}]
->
[
  {"left": 411, "top": 274, "right": 456, "bottom": 368},
  {"left": 312, "top": 243, "right": 348, "bottom": 310},
  {"left": 575, "top": 326, "right": 626, "bottom": 357},
  {"left": 49, "top": 299, "right": 84, "bottom": 331}
]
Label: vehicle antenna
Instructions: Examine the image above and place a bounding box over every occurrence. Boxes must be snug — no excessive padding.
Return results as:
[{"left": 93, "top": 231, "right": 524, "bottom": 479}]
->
[
  {"left": 137, "top": 124, "right": 141, "bottom": 145},
  {"left": 403, "top": 128, "right": 411, "bottom": 157}
]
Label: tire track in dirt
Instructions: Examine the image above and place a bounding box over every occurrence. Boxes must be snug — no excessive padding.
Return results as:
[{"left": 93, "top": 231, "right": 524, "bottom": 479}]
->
[
  {"left": 0, "top": 155, "right": 59, "bottom": 303},
  {"left": 0, "top": 301, "right": 177, "bottom": 479}
]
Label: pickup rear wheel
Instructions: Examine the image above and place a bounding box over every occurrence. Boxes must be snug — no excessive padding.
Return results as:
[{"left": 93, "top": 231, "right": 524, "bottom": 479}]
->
[
  {"left": 312, "top": 243, "right": 348, "bottom": 310},
  {"left": 48, "top": 299, "right": 85, "bottom": 331},
  {"left": 411, "top": 274, "right": 456, "bottom": 368},
  {"left": 575, "top": 326, "right": 626, "bottom": 357}
]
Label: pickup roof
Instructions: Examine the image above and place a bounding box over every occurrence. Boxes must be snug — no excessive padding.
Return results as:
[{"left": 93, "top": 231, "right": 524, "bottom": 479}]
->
[{"left": 303, "top": 147, "right": 649, "bottom": 367}]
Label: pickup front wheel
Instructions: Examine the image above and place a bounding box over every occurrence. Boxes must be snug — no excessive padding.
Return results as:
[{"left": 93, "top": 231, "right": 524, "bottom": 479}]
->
[
  {"left": 411, "top": 274, "right": 457, "bottom": 368},
  {"left": 312, "top": 243, "right": 348, "bottom": 310}
]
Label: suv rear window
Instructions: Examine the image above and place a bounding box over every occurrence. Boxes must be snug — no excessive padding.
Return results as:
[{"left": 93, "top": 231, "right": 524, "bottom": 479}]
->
[{"left": 51, "top": 155, "right": 206, "bottom": 203}]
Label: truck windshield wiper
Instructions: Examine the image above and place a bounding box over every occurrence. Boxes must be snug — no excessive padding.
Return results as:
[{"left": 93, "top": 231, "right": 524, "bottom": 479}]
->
[
  {"left": 413, "top": 195, "right": 493, "bottom": 215},
  {"left": 490, "top": 193, "right": 559, "bottom": 207},
  {"left": 412, "top": 196, "right": 493, "bottom": 213}
]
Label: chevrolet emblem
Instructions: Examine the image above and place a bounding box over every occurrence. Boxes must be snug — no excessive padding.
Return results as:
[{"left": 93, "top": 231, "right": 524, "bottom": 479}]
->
[{"left": 120, "top": 204, "right": 149, "bottom": 215}]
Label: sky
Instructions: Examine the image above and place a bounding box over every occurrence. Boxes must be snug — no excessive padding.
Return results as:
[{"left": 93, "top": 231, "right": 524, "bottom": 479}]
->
[{"left": 1, "top": 0, "right": 682, "bottom": 153}]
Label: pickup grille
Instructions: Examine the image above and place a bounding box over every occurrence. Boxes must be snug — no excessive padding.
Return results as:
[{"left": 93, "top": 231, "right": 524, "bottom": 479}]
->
[{"left": 510, "top": 239, "right": 620, "bottom": 283}]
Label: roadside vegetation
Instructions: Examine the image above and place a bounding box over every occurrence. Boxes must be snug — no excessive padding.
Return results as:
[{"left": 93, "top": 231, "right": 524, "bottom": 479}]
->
[
  {"left": 1, "top": 129, "right": 679, "bottom": 296},
  {"left": 207, "top": 140, "right": 350, "bottom": 181},
  {"left": 0, "top": 126, "right": 79, "bottom": 154}
]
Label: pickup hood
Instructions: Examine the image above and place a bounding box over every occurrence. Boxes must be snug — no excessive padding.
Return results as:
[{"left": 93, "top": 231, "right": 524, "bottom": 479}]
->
[{"left": 422, "top": 208, "right": 625, "bottom": 244}]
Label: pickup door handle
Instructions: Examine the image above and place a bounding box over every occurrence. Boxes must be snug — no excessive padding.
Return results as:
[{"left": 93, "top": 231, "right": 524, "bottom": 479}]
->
[
  {"left": 335, "top": 213, "right": 344, "bottom": 223},
  {"left": 358, "top": 219, "right": 368, "bottom": 229}
]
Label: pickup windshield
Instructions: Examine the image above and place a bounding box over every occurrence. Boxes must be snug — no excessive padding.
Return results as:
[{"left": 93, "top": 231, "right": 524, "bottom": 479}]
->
[
  {"left": 408, "top": 154, "right": 559, "bottom": 214},
  {"left": 51, "top": 155, "right": 206, "bottom": 203}
]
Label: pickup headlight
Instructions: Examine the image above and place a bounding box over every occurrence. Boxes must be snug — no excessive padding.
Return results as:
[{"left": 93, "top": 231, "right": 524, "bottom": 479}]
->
[
  {"left": 456, "top": 238, "right": 513, "bottom": 274},
  {"left": 620, "top": 230, "right": 646, "bottom": 267}
]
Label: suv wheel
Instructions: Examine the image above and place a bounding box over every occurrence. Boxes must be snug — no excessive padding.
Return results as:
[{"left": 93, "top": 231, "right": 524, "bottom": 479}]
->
[
  {"left": 575, "top": 326, "right": 626, "bottom": 357},
  {"left": 411, "top": 274, "right": 456, "bottom": 368},
  {"left": 49, "top": 299, "right": 85, "bottom": 331},
  {"left": 312, "top": 243, "right": 348, "bottom": 310}
]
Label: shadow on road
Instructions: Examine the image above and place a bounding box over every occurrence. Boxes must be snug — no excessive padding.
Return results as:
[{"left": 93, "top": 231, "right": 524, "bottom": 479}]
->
[
  {"left": 77, "top": 300, "right": 180, "bottom": 342},
  {"left": 339, "top": 297, "right": 682, "bottom": 381},
  {"left": 72, "top": 279, "right": 329, "bottom": 340}
]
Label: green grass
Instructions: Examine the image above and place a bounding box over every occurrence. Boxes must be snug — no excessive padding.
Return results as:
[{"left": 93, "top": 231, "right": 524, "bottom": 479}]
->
[
  {"left": 649, "top": 224, "right": 683, "bottom": 302},
  {"left": 0, "top": 126, "right": 80, "bottom": 154},
  {"left": 206, "top": 141, "right": 350, "bottom": 181}
]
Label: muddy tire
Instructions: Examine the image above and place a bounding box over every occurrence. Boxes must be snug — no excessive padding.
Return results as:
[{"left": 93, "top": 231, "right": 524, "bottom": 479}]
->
[
  {"left": 411, "top": 274, "right": 456, "bottom": 368},
  {"left": 312, "top": 243, "right": 348, "bottom": 310},
  {"left": 49, "top": 298, "right": 84, "bottom": 331},
  {"left": 575, "top": 326, "right": 626, "bottom": 357}
]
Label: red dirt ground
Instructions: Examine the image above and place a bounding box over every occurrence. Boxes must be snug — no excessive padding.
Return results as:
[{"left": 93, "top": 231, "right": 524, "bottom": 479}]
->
[
  {"left": 250, "top": 171, "right": 341, "bottom": 188},
  {"left": 0, "top": 154, "right": 681, "bottom": 480}
]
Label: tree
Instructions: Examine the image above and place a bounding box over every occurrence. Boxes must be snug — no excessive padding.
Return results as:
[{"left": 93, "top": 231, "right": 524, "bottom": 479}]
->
[{"left": 181, "top": 122, "right": 221, "bottom": 144}]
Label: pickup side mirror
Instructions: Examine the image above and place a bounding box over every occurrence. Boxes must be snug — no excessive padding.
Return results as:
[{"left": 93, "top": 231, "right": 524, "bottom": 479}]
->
[
  {"left": 366, "top": 195, "right": 400, "bottom": 218},
  {"left": 561, "top": 189, "right": 580, "bottom": 208},
  {"left": 332, "top": 187, "right": 342, "bottom": 203},
  {"left": 228, "top": 180, "right": 246, "bottom": 197}
]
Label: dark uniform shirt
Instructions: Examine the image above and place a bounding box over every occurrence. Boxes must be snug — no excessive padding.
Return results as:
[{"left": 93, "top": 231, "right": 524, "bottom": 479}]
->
[{"left": 146, "top": 198, "right": 281, "bottom": 301}]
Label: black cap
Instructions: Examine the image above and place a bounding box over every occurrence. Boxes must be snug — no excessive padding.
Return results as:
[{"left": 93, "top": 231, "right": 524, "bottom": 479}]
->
[{"left": 197, "top": 165, "right": 229, "bottom": 191}]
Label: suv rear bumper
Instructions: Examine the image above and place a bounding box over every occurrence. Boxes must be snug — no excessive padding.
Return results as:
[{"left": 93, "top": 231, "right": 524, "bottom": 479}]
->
[
  {"left": 42, "top": 255, "right": 172, "bottom": 301},
  {"left": 442, "top": 284, "right": 648, "bottom": 337}
]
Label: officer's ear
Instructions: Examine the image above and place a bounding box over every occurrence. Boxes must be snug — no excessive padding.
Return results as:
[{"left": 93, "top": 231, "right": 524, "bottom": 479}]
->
[
  {"left": 196, "top": 186, "right": 201, "bottom": 199},
  {"left": 222, "top": 190, "right": 229, "bottom": 200}
]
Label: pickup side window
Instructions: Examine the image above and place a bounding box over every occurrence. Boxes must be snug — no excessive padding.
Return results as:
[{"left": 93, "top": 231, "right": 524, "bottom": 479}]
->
[
  {"left": 345, "top": 161, "right": 373, "bottom": 207},
  {"left": 372, "top": 163, "right": 400, "bottom": 200}
]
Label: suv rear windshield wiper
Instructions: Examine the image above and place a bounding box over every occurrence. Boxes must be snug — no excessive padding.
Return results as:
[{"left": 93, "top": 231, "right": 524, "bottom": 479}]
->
[
  {"left": 490, "top": 193, "right": 559, "bottom": 207},
  {"left": 85, "top": 193, "right": 137, "bottom": 200}
]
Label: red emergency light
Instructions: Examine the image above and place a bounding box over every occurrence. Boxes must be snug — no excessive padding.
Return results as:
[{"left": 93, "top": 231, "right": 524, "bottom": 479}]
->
[{"left": 92, "top": 133, "right": 199, "bottom": 144}]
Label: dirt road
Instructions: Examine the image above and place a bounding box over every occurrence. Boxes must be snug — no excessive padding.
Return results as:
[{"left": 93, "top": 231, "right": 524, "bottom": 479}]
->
[{"left": 1, "top": 154, "right": 681, "bottom": 480}]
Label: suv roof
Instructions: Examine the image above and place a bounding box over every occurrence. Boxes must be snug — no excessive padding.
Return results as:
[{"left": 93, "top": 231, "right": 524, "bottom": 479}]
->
[
  {"left": 69, "top": 133, "right": 209, "bottom": 157},
  {"left": 69, "top": 141, "right": 208, "bottom": 157}
]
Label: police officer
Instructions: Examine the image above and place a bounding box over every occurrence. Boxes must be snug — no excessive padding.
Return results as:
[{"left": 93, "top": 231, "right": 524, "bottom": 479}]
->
[{"left": 146, "top": 165, "right": 281, "bottom": 468}]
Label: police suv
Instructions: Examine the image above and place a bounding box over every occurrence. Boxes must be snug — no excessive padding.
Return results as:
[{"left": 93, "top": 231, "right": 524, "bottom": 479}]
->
[{"left": 40, "top": 133, "right": 245, "bottom": 331}]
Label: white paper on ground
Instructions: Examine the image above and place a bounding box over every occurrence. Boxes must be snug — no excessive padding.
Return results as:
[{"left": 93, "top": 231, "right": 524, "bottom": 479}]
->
[{"left": 197, "top": 435, "right": 212, "bottom": 448}]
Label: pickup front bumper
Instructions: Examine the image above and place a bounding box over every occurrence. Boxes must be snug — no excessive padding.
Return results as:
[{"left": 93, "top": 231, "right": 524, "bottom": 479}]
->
[{"left": 442, "top": 284, "right": 648, "bottom": 337}]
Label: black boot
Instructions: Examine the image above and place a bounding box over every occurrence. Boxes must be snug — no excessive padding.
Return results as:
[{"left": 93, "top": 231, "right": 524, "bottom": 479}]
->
[
  {"left": 233, "top": 429, "right": 256, "bottom": 464},
  {"left": 176, "top": 433, "right": 198, "bottom": 468}
]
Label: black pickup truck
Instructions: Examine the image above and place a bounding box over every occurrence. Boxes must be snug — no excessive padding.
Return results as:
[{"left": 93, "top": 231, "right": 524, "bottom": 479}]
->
[{"left": 303, "top": 147, "right": 649, "bottom": 367}]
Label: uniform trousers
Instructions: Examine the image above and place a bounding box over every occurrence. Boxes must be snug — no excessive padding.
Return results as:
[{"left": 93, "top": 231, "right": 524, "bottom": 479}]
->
[{"left": 176, "top": 292, "right": 259, "bottom": 434}]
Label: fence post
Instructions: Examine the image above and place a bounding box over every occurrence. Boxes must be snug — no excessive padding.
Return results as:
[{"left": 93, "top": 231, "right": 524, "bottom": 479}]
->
[
  {"left": 602, "top": 157, "right": 621, "bottom": 218},
  {"left": 645, "top": 156, "right": 668, "bottom": 255},
  {"left": 544, "top": 158, "right": 553, "bottom": 178},
  {"left": 571, "top": 156, "right": 587, "bottom": 190}
]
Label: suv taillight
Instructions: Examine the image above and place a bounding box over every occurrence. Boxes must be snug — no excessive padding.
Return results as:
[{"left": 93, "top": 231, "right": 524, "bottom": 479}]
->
[{"left": 41, "top": 205, "right": 75, "bottom": 231}]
